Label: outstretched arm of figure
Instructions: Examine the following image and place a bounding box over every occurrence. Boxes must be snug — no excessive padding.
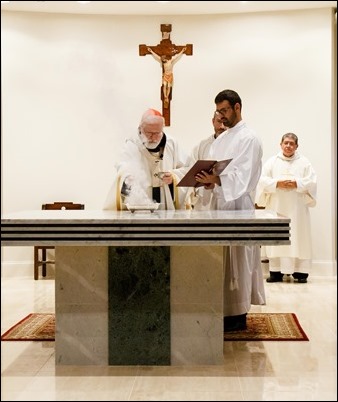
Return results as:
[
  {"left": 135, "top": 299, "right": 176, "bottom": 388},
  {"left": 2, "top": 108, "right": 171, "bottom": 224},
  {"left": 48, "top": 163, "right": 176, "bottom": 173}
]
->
[
  {"left": 171, "top": 47, "right": 187, "bottom": 65},
  {"left": 147, "top": 47, "right": 161, "bottom": 62}
]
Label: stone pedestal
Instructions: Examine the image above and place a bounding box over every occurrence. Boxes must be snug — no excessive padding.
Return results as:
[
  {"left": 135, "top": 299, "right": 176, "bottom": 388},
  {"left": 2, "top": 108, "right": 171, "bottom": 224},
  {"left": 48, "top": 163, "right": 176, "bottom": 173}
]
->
[
  {"left": 55, "top": 245, "right": 224, "bottom": 366},
  {"left": 55, "top": 246, "right": 108, "bottom": 365},
  {"left": 171, "top": 246, "right": 224, "bottom": 365}
]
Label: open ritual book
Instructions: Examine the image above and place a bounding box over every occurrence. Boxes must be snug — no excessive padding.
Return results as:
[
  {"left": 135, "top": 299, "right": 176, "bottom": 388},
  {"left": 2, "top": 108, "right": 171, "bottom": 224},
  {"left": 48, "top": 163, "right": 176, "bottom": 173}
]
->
[{"left": 177, "top": 159, "right": 232, "bottom": 188}]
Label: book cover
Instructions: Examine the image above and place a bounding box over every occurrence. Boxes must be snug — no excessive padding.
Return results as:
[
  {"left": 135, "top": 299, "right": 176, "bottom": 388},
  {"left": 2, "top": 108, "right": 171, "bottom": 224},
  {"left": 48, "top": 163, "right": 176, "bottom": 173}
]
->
[{"left": 177, "top": 159, "right": 232, "bottom": 187}]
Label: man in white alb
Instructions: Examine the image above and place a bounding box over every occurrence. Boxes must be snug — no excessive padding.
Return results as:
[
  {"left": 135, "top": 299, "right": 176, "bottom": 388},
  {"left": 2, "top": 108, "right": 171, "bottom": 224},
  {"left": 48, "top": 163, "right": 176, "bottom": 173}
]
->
[
  {"left": 256, "top": 132, "right": 317, "bottom": 283},
  {"left": 195, "top": 89, "right": 266, "bottom": 331},
  {"left": 183, "top": 112, "right": 226, "bottom": 210}
]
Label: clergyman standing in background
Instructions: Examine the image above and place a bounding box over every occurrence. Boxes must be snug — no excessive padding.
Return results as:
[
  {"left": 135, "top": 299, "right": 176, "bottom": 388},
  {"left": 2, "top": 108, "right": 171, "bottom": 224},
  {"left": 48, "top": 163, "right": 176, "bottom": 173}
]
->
[
  {"left": 256, "top": 132, "right": 317, "bottom": 283},
  {"left": 184, "top": 112, "right": 227, "bottom": 210}
]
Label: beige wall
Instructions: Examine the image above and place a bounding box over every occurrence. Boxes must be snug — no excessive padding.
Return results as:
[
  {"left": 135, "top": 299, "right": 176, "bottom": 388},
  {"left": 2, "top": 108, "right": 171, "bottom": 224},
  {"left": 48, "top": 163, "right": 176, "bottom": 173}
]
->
[{"left": 1, "top": 8, "right": 336, "bottom": 274}]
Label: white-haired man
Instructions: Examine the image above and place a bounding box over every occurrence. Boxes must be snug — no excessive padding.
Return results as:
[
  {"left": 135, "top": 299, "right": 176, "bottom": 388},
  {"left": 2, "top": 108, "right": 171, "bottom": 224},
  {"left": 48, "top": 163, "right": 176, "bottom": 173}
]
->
[{"left": 103, "top": 109, "right": 189, "bottom": 210}]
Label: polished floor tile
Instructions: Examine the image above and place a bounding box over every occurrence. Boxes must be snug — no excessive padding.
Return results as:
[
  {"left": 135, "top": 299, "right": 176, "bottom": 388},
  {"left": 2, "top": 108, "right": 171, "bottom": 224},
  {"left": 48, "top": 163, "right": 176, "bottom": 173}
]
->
[{"left": 1, "top": 274, "right": 337, "bottom": 401}]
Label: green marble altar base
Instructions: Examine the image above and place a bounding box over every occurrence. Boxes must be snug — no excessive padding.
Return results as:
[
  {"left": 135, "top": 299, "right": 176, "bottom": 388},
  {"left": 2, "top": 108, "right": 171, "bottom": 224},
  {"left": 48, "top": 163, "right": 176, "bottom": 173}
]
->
[{"left": 108, "top": 246, "right": 170, "bottom": 365}]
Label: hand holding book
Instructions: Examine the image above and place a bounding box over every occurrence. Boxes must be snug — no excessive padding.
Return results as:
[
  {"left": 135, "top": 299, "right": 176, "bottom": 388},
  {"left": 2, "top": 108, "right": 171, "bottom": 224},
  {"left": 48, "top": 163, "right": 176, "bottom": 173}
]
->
[
  {"left": 177, "top": 159, "right": 232, "bottom": 188},
  {"left": 195, "top": 169, "right": 220, "bottom": 188}
]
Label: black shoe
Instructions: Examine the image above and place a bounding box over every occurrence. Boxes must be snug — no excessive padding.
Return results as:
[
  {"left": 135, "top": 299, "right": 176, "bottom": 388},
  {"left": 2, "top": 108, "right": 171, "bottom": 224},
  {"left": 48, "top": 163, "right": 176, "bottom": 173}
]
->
[
  {"left": 266, "top": 271, "right": 284, "bottom": 283},
  {"left": 224, "top": 313, "right": 247, "bottom": 332},
  {"left": 292, "top": 272, "right": 308, "bottom": 283}
]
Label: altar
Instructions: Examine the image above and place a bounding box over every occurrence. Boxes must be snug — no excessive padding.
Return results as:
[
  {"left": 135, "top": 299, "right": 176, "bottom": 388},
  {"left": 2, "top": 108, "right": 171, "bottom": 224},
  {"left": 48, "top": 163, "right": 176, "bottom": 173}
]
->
[{"left": 1, "top": 209, "right": 290, "bottom": 366}]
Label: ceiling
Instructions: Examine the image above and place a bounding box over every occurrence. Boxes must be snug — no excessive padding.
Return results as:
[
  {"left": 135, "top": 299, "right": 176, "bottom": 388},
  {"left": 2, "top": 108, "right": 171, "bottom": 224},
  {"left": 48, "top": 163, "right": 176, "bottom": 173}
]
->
[{"left": 1, "top": 1, "right": 337, "bottom": 16}]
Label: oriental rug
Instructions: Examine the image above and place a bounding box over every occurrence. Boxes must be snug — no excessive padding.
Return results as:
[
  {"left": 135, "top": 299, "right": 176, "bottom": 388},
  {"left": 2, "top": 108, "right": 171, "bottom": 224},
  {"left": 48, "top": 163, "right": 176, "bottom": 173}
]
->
[
  {"left": 1, "top": 313, "right": 55, "bottom": 341},
  {"left": 1, "top": 312, "right": 309, "bottom": 342},
  {"left": 224, "top": 312, "right": 309, "bottom": 341}
]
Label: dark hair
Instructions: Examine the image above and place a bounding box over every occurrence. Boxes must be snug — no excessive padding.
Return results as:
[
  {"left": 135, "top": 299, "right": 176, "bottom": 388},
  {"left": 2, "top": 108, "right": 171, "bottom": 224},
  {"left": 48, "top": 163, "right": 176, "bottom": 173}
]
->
[
  {"left": 214, "top": 89, "right": 242, "bottom": 109},
  {"left": 281, "top": 133, "right": 298, "bottom": 145}
]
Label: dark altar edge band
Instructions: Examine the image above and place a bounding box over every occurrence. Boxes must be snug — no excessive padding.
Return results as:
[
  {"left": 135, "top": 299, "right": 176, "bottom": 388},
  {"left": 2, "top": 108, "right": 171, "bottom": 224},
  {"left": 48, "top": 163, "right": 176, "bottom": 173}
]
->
[{"left": 1, "top": 211, "right": 290, "bottom": 246}]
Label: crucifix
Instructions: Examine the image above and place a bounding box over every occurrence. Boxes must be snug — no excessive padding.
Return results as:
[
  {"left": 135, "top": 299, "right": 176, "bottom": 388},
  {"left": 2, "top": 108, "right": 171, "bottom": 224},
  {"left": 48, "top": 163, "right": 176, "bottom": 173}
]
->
[{"left": 139, "top": 24, "right": 193, "bottom": 126}]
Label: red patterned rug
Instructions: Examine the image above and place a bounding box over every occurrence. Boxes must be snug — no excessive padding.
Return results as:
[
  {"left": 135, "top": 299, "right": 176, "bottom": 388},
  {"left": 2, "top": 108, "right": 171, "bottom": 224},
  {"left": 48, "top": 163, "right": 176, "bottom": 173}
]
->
[
  {"left": 1, "top": 312, "right": 308, "bottom": 342},
  {"left": 224, "top": 312, "right": 309, "bottom": 341},
  {"left": 1, "top": 313, "right": 55, "bottom": 341}
]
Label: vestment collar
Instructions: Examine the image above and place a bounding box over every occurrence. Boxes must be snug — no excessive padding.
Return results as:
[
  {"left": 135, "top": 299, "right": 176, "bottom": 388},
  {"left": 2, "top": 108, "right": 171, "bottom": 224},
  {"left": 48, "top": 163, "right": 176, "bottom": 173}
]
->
[{"left": 277, "top": 150, "right": 300, "bottom": 161}]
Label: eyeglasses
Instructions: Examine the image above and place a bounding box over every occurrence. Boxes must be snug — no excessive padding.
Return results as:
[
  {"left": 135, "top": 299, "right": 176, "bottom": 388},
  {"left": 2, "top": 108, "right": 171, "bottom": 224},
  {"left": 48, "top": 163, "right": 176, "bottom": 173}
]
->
[
  {"left": 141, "top": 130, "right": 163, "bottom": 138},
  {"left": 215, "top": 107, "right": 233, "bottom": 116}
]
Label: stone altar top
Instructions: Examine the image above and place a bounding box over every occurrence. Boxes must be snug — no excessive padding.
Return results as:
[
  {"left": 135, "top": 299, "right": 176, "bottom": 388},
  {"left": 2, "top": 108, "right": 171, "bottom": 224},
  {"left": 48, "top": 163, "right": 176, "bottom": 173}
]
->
[{"left": 1, "top": 209, "right": 290, "bottom": 246}]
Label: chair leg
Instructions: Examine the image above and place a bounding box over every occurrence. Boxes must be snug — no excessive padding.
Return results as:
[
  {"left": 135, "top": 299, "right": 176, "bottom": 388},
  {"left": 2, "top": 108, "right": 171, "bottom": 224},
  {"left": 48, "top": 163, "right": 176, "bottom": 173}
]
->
[
  {"left": 42, "top": 248, "right": 47, "bottom": 277},
  {"left": 34, "top": 247, "right": 39, "bottom": 280}
]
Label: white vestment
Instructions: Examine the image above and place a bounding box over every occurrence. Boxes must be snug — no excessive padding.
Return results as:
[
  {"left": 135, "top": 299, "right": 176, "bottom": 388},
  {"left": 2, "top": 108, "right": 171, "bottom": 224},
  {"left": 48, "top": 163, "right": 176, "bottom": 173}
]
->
[
  {"left": 255, "top": 151, "right": 317, "bottom": 274},
  {"left": 182, "top": 134, "right": 219, "bottom": 210},
  {"left": 103, "top": 132, "right": 189, "bottom": 210},
  {"left": 208, "top": 120, "right": 266, "bottom": 316}
]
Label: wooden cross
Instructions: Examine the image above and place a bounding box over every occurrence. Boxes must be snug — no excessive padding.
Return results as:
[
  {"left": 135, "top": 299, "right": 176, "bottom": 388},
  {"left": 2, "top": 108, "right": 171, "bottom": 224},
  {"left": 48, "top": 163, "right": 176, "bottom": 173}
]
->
[{"left": 139, "top": 24, "right": 193, "bottom": 126}]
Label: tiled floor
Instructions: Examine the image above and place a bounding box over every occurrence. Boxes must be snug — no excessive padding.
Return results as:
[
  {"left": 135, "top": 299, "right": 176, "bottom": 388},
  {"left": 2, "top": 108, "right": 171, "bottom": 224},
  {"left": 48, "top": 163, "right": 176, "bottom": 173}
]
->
[{"left": 1, "top": 273, "right": 337, "bottom": 401}]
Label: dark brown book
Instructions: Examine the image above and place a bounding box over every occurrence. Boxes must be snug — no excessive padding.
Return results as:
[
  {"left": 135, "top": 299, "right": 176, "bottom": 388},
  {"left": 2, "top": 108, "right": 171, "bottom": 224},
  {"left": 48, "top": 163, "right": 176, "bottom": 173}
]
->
[{"left": 177, "top": 159, "right": 232, "bottom": 187}]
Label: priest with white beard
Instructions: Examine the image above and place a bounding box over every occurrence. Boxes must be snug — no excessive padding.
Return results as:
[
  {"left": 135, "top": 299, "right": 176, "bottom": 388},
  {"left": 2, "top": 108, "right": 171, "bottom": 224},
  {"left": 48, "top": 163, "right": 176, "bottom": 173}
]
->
[{"left": 103, "top": 108, "right": 190, "bottom": 211}]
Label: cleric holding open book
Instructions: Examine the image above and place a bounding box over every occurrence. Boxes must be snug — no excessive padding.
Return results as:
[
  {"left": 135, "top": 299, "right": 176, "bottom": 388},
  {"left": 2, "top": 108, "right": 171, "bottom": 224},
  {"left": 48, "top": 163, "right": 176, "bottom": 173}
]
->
[{"left": 195, "top": 89, "right": 266, "bottom": 332}]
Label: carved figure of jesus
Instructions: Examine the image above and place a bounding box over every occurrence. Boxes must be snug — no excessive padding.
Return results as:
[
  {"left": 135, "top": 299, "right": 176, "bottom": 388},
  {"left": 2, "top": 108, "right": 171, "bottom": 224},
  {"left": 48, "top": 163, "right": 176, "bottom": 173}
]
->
[{"left": 147, "top": 47, "right": 186, "bottom": 108}]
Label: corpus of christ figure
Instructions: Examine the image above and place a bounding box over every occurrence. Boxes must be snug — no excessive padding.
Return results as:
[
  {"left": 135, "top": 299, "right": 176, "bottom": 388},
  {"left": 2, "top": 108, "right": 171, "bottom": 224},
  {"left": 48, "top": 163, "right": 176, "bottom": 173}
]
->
[{"left": 139, "top": 24, "right": 193, "bottom": 126}]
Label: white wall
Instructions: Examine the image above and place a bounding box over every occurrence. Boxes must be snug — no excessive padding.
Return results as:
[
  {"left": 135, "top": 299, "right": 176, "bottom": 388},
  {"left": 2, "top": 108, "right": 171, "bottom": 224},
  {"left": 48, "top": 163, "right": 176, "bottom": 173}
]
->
[{"left": 1, "top": 8, "right": 336, "bottom": 275}]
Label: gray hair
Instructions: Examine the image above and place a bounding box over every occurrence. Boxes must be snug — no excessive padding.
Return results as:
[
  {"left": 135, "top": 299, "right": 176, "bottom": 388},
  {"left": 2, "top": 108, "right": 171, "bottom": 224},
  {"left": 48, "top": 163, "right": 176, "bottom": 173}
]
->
[
  {"left": 139, "top": 109, "right": 165, "bottom": 128},
  {"left": 281, "top": 132, "right": 298, "bottom": 145}
]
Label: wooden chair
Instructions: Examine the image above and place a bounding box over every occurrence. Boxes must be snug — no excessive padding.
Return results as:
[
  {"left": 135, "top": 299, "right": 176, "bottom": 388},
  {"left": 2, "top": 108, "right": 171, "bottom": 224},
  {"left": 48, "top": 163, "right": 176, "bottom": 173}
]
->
[{"left": 34, "top": 202, "right": 85, "bottom": 280}]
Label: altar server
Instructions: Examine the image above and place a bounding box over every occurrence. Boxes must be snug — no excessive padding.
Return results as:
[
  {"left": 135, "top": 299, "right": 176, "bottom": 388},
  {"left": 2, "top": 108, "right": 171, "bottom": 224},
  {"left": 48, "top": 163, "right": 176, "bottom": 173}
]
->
[{"left": 195, "top": 89, "right": 266, "bottom": 331}]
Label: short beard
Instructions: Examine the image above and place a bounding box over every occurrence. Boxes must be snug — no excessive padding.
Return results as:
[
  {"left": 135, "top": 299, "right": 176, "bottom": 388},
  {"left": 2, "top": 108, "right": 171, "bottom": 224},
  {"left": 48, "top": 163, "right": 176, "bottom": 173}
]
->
[{"left": 139, "top": 133, "right": 161, "bottom": 149}]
